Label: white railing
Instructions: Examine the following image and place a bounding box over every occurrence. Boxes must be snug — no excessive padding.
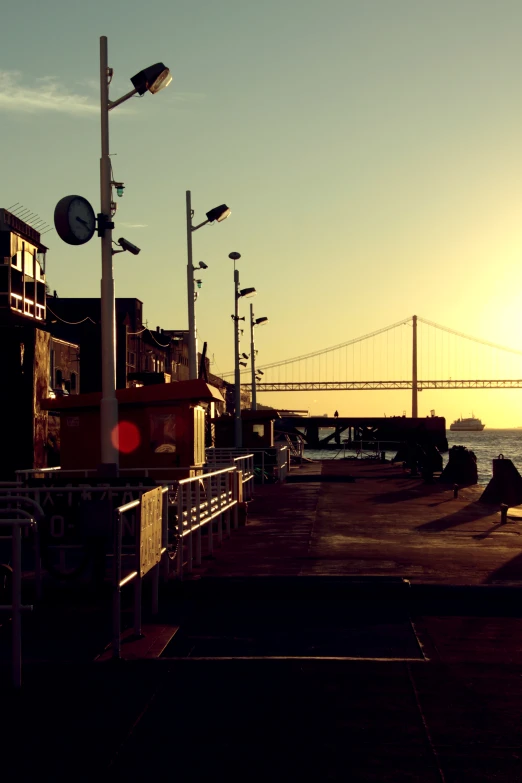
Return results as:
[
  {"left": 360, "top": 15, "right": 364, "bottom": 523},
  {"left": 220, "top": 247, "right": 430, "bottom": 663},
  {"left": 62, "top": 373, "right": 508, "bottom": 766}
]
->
[
  {"left": 206, "top": 446, "right": 290, "bottom": 485},
  {"left": 0, "top": 495, "right": 43, "bottom": 601},
  {"left": 0, "top": 485, "right": 168, "bottom": 582},
  {"left": 274, "top": 445, "right": 290, "bottom": 482},
  {"left": 175, "top": 466, "right": 238, "bottom": 579},
  {"left": 342, "top": 440, "right": 399, "bottom": 460},
  {"left": 0, "top": 502, "right": 41, "bottom": 688},
  {"left": 15, "top": 466, "right": 200, "bottom": 480},
  {"left": 278, "top": 434, "right": 305, "bottom": 463},
  {"left": 205, "top": 450, "right": 254, "bottom": 500},
  {"left": 112, "top": 487, "right": 169, "bottom": 659}
]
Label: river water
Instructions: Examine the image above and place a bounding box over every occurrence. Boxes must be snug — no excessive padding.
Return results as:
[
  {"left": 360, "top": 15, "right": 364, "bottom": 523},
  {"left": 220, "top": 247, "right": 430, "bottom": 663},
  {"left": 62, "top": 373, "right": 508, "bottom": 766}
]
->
[{"left": 305, "top": 429, "right": 522, "bottom": 485}]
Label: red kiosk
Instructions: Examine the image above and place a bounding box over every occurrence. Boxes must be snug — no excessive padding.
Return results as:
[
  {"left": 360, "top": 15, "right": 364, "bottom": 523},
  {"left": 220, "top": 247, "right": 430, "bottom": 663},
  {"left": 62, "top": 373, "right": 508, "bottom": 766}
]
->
[{"left": 42, "top": 379, "right": 224, "bottom": 479}]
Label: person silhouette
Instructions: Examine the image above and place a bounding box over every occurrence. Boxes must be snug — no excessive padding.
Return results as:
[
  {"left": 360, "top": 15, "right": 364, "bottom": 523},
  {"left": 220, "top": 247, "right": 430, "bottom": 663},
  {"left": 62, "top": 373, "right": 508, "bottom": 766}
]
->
[{"left": 334, "top": 410, "right": 339, "bottom": 418}]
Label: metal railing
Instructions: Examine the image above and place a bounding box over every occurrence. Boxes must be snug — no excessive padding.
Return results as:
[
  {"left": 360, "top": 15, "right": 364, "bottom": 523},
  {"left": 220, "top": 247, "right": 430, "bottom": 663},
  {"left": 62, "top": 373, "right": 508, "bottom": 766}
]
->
[
  {"left": 206, "top": 446, "right": 290, "bottom": 485},
  {"left": 175, "top": 466, "right": 238, "bottom": 579},
  {"left": 112, "top": 487, "right": 169, "bottom": 659},
  {"left": 15, "top": 466, "right": 201, "bottom": 480},
  {"left": 0, "top": 500, "right": 43, "bottom": 688},
  {"left": 0, "top": 495, "right": 43, "bottom": 601},
  {"left": 342, "top": 440, "right": 400, "bottom": 460},
  {"left": 0, "top": 485, "right": 168, "bottom": 582},
  {"left": 205, "top": 450, "right": 254, "bottom": 500},
  {"left": 280, "top": 434, "right": 305, "bottom": 462}
]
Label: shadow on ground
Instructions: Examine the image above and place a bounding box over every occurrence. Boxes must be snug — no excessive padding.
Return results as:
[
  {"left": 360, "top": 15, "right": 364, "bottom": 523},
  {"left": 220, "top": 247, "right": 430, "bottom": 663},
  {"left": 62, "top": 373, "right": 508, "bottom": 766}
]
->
[
  {"left": 484, "top": 552, "right": 522, "bottom": 584},
  {"left": 416, "top": 502, "right": 495, "bottom": 533}
]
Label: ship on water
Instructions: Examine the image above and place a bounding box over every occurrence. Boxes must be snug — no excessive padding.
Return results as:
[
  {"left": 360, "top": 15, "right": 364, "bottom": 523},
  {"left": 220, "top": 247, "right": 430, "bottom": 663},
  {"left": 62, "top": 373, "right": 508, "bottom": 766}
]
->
[{"left": 449, "top": 414, "right": 485, "bottom": 431}]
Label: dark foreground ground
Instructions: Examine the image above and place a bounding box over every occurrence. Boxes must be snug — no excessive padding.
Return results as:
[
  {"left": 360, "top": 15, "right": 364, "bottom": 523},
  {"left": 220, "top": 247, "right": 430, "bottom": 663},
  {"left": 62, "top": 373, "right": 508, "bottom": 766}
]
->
[{"left": 2, "top": 460, "right": 522, "bottom": 782}]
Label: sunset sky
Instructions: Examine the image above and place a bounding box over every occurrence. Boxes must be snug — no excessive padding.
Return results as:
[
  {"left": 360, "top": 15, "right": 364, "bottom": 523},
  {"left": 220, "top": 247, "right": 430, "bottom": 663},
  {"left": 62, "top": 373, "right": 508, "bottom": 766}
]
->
[{"left": 2, "top": 0, "right": 522, "bottom": 426}]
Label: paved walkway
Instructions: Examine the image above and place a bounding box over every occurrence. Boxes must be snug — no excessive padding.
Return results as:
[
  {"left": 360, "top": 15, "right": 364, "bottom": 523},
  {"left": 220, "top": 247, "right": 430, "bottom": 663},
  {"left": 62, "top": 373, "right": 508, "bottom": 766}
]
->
[
  {"left": 2, "top": 459, "right": 522, "bottom": 781},
  {"left": 202, "top": 460, "right": 522, "bottom": 584}
]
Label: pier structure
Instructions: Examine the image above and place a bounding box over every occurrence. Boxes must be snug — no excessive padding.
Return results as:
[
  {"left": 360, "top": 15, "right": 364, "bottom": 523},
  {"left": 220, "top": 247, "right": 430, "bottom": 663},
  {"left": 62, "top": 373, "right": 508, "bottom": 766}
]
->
[{"left": 277, "top": 413, "right": 448, "bottom": 452}]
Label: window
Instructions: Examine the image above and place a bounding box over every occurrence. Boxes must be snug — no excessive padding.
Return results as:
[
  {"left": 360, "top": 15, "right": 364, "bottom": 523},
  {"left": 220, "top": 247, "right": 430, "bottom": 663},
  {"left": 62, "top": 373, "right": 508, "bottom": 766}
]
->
[
  {"left": 149, "top": 413, "right": 177, "bottom": 453},
  {"left": 55, "top": 369, "right": 63, "bottom": 388},
  {"left": 253, "top": 424, "right": 265, "bottom": 438},
  {"left": 70, "top": 372, "right": 77, "bottom": 392},
  {"left": 127, "top": 351, "right": 136, "bottom": 367}
]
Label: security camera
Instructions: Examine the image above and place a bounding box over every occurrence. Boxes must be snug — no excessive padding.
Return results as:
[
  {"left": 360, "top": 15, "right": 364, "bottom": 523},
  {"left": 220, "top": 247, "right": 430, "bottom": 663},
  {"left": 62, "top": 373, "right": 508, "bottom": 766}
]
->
[
  {"left": 118, "top": 237, "right": 141, "bottom": 255},
  {"left": 198, "top": 261, "right": 208, "bottom": 269}
]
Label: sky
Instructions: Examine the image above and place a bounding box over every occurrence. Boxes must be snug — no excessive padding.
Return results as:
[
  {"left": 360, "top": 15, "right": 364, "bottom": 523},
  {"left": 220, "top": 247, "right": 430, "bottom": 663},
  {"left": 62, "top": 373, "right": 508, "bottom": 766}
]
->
[{"left": 3, "top": 0, "right": 522, "bottom": 426}]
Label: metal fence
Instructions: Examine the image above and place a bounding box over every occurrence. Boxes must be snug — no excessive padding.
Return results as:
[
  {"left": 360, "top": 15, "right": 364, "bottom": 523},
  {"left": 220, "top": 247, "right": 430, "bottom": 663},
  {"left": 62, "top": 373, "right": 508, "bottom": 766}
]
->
[
  {"left": 0, "top": 496, "right": 44, "bottom": 687},
  {"left": 206, "top": 446, "right": 290, "bottom": 485},
  {"left": 15, "top": 466, "right": 199, "bottom": 481},
  {"left": 175, "top": 466, "right": 239, "bottom": 579},
  {"left": 0, "top": 485, "right": 167, "bottom": 582},
  {"left": 205, "top": 451, "right": 255, "bottom": 500},
  {"left": 112, "top": 487, "right": 168, "bottom": 659},
  {"left": 0, "top": 461, "right": 258, "bottom": 669}
]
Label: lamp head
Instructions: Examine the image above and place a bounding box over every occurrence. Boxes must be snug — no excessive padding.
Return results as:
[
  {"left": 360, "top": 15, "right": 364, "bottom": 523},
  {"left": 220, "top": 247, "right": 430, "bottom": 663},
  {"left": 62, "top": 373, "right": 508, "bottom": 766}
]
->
[
  {"left": 255, "top": 316, "right": 268, "bottom": 326},
  {"left": 242, "top": 353, "right": 249, "bottom": 360},
  {"left": 196, "top": 279, "right": 202, "bottom": 289},
  {"left": 239, "top": 287, "right": 256, "bottom": 298},
  {"left": 239, "top": 361, "right": 248, "bottom": 367},
  {"left": 206, "top": 204, "right": 231, "bottom": 223},
  {"left": 257, "top": 370, "right": 264, "bottom": 375},
  {"left": 228, "top": 251, "right": 241, "bottom": 261},
  {"left": 130, "top": 62, "right": 172, "bottom": 95}
]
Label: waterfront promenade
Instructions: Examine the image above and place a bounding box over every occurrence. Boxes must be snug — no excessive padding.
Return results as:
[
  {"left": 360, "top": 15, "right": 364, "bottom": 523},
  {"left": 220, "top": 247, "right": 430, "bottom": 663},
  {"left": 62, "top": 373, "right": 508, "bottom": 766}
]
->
[{"left": 2, "top": 459, "right": 522, "bottom": 781}]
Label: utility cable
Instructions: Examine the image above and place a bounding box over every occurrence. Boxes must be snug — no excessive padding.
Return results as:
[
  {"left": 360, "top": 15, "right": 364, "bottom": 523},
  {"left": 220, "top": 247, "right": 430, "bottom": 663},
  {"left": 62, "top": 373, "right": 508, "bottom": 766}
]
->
[{"left": 47, "top": 305, "right": 96, "bottom": 326}]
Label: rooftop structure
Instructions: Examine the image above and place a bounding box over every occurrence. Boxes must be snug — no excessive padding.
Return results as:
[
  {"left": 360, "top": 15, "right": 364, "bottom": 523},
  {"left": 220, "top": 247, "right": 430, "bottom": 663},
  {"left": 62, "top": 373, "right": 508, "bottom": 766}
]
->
[{"left": 0, "top": 208, "right": 48, "bottom": 323}]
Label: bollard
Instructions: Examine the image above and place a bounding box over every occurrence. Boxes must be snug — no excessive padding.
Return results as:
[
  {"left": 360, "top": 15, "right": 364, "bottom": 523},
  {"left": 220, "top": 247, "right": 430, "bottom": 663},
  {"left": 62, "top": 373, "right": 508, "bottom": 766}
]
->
[
  {"left": 453, "top": 484, "right": 459, "bottom": 498},
  {"left": 500, "top": 503, "right": 509, "bottom": 524},
  {"left": 480, "top": 454, "right": 522, "bottom": 506},
  {"left": 380, "top": 451, "right": 386, "bottom": 464}
]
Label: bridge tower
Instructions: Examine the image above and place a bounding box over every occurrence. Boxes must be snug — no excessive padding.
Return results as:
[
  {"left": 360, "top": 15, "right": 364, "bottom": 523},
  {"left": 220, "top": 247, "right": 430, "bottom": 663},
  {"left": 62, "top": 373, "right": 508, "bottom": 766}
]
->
[{"left": 412, "top": 314, "right": 418, "bottom": 417}]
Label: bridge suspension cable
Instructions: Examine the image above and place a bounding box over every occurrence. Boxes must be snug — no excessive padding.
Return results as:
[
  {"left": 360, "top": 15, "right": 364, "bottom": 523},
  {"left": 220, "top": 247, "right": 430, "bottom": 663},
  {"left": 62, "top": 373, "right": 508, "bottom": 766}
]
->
[
  {"left": 418, "top": 317, "right": 522, "bottom": 356},
  {"left": 221, "top": 316, "right": 412, "bottom": 377}
]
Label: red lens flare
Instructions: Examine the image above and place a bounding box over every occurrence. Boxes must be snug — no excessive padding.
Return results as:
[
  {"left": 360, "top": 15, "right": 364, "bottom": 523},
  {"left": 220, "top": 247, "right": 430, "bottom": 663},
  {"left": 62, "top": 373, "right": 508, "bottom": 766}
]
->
[{"left": 111, "top": 421, "right": 141, "bottom": 454}]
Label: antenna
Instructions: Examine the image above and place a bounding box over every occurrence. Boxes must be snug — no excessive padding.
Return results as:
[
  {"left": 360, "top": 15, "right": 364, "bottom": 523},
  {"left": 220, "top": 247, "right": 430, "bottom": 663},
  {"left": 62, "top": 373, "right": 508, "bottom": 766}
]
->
[{"left": 7, "top": 203, "right": 54, "bottom": 234}]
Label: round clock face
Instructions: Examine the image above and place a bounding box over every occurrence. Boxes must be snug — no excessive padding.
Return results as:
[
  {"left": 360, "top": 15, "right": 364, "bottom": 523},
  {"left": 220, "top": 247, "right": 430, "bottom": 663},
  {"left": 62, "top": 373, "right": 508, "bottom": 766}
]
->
[{"left": 54, "top": 195, "right": 96, "bottom": 246}]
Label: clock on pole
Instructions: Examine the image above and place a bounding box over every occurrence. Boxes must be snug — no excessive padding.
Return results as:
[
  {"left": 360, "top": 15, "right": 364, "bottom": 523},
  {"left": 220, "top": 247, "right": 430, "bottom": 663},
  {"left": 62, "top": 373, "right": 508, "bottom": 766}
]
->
[{"left": 54, "top": 195, "right": 96, "bottom": 246}]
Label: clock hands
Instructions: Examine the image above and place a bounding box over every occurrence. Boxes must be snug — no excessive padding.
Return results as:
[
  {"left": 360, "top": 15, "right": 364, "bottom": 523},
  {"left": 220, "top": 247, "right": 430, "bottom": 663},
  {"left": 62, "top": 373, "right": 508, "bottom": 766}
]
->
[{"left": 76, "top": 216, "right": 90, "bottom": 227}]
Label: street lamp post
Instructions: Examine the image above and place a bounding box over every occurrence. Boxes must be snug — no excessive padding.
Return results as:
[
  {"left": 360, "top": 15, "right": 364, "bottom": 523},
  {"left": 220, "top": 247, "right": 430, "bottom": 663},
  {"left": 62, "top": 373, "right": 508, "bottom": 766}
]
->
[
  {"left": 98, "top": 36, "right": 171, "bottom": 472},
  {"left": 186, "top": 192, "right": 231, "bottom": 379},
  {"left": 99, "top": 36, "right": 116, "bottom": 472},
  {"left": 250, "top": 305, "right": 268, "bottom": 411},
  {"left": 229, "top": 252, "right": 256, "bottom": 447}
]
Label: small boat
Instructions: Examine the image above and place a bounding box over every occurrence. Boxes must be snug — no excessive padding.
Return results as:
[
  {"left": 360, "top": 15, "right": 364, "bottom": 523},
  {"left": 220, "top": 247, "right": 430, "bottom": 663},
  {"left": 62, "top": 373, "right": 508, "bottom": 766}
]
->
[{"left": 449, "top": 414, "right": 485, "bottom": 432}]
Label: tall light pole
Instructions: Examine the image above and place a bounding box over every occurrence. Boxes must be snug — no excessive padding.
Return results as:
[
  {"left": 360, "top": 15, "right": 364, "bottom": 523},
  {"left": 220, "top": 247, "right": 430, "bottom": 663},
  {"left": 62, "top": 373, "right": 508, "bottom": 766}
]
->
[
  {"left": 186, "top": 193, "right": 231, "bottom": 379},
  {"left": 229, "top": 252, "right": 256, "bottom": 447},
  {"left": 250, "top": 304, "right": 268, "bottom": 411},
  {"left": 98, "top": 36, "right": 171, "bottom": 472}
]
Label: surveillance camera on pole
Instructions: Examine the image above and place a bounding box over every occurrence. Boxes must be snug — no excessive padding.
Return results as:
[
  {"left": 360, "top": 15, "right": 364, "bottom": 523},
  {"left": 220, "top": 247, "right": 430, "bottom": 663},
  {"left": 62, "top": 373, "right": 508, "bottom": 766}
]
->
[{"left": 116, "top": 237, "right": 141, "bottom": 255}]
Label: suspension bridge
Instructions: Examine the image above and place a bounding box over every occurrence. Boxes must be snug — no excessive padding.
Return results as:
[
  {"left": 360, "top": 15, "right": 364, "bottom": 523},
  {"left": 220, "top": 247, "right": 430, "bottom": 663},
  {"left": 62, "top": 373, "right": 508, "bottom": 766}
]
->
[{"left": 222, "top": 315, "right": 522, "bottom": 416}]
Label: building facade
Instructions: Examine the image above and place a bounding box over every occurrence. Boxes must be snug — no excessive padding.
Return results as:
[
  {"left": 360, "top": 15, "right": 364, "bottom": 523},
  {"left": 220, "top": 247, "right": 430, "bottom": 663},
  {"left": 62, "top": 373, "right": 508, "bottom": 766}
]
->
[
  {"left": 46, "top": 297, "right": 212, "bottom": 391},
  {"left": 0, "top": 209, "right": 50, "bottom": 476}
]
